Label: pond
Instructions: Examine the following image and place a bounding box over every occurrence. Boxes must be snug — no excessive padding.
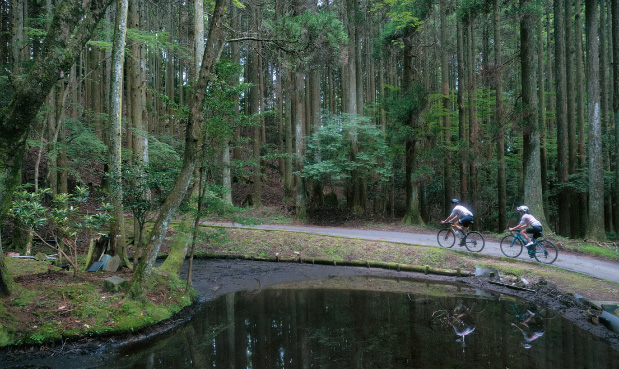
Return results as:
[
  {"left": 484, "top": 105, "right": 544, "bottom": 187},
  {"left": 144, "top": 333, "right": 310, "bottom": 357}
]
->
[{"left": 94, "top": 276, "right": 618, "bottom": 369}]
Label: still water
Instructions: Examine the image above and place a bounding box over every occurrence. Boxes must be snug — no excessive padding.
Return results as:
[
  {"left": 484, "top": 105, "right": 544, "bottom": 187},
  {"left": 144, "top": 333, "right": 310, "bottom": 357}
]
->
[{"left": 102, "top": 277, "right": 618, "bottom": 369}]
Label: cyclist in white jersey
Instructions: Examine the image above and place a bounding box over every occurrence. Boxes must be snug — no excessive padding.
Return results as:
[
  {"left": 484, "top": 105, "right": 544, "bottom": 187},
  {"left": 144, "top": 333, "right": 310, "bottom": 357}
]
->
[
  {"left": 442, "top": 199, "right": 474, "bottom": 245},
  {"left": 509, "top": 205, "right": 543, "bottom": 253}
]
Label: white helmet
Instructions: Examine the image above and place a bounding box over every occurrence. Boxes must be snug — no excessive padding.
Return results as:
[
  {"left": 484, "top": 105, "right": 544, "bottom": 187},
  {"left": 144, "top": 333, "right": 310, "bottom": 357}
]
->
[{"left": 516, "top": 205, "right": 529, "bottom": 213}]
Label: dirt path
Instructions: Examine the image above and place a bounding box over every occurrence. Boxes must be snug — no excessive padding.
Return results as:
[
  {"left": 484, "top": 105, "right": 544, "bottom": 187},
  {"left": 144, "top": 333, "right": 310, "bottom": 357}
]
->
[{"left": 203, "top": 222, "right": 619, "bottom": 284}]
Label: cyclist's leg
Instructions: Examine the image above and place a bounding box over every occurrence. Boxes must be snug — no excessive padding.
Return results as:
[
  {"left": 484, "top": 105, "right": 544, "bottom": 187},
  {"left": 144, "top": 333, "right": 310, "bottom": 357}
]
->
[{"left": 524, "top": 228, "right": 534, "bottom": 245}]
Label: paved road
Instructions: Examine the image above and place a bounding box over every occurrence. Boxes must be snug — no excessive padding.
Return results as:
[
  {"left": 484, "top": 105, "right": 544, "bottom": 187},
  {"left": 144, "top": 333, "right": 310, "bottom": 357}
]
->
[{"left": 204, "top": 222, "right": 619, "bottom": 284}]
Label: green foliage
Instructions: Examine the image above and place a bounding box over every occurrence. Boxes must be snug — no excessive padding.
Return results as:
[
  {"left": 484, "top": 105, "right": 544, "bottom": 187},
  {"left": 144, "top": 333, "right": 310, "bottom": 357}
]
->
[
  {"left": 63, "top": 117, "right": 108, "bottom": 183},
  {"left": 203, "top": 60, "right": 252, "bottom": 144},
  {"left": 268, "top": 10, "right": 347, "bottom": 68},
  {"left": 373, "top": 0, "right": 430, "bottom": 49},
  {"left": 9, "top": 186, "right": 112, "bottom": 270},
  {"left": 302, "top": 114, "right": 392, "bottom": 187}
]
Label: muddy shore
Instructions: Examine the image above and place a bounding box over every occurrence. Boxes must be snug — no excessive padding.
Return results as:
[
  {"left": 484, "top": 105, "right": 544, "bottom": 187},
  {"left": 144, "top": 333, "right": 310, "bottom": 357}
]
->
[{"left": 2, "top": 258, "right": 618, "bottom": 368}]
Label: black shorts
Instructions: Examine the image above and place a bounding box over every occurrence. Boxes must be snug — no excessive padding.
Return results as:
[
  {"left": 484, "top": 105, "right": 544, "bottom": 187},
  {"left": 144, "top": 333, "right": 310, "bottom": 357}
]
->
[
  {"left": 526, "top": 225, "right": 543, "bottom": 239},
  {"left": 458, "top": 215, "right": 474, "bottom": 227}
]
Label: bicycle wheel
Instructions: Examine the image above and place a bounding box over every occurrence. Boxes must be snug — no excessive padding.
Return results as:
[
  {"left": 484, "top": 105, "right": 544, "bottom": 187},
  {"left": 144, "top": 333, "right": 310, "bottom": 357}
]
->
[
  {"left": 437, "top": 228, "right": 456, "bottom": 248},
  {"left": 464, "top": 231, "right": 485, "bottom": 252},
  {"left": 534, "top": 240, "right": 558, "bottom": 264},
  {"left": 500, "top": 234, "right": 524, "bottom": 258}
]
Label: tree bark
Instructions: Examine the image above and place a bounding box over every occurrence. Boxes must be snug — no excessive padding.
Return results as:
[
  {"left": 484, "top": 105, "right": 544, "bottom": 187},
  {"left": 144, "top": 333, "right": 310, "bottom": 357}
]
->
[
  {"left": 555, "top": 0, "right": 570, "bottom": 236},
  {"left": 441, "top": 0, "right": 454, "bottom": 219},
  {"left": 127, "top": 0, "right": 227, "bottom": 298},
  {"left": 294, "top": 71, "right": 307, "bottom": 220},
  {"left": 520, "top": 0, "right": 547, "bottom": 227},
  {"left": 585, "top": 0, "right": 606, "bottom": 240},
  {"left": 575, "top": 0, "right": 588, "bottom": 237},
  {"left": 250, "top": 4, "right": 263, "bottom": 207},
  {"left": 457, "top": 19, "right": 468, "bottom": 203},
  {"left": 612, "top": 0, "right": 619, "bottom": 233},
  {"left": 494, "top": 0, "right": 506, "bottom": 232}
]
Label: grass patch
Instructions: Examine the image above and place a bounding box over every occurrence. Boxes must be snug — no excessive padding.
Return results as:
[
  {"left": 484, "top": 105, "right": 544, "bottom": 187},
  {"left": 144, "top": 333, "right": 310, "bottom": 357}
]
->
[{"left": 1, "top": 260, "right": 194, "bottom": 347}]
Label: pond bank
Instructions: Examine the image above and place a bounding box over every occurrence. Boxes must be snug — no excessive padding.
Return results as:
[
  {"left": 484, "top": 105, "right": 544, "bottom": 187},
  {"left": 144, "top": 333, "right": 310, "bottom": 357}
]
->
[{"left": 2, "top": 258, "right": 618, "bottom": 368}]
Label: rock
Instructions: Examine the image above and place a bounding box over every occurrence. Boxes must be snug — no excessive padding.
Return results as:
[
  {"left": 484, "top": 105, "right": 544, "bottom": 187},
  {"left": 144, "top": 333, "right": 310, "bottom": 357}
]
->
[
  {"left": 104, "top": 255, "right": 121, "bottom": 272},
  {"left": 103, "top": 276, "right": 128, "bottom": 293},
  {"left": 475, "top": 267, "right": 499, "bottom": 279},
  {"left": 600, "top": 311, "right": 619, "bottom": 334},
  {"left": 34, "top": 252, "right": 48, "bottom": 262},
  {"left": 98, "top": 254, "right": 112, "bottom": 270}
]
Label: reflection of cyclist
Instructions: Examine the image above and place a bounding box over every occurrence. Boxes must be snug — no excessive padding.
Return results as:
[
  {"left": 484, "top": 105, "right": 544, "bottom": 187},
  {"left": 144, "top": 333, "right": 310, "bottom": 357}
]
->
[
  {"left": 451, "top": 303, "right": 476, "bottom": 347},
  {"left": 442, "top": 199, "right": 474, "bottom": 246},
  {"left": 509, "top": 205, "right": 543, "bottom": 257},
  {"left": 511, "top": 309, "right": 545, "bottom": 349}
]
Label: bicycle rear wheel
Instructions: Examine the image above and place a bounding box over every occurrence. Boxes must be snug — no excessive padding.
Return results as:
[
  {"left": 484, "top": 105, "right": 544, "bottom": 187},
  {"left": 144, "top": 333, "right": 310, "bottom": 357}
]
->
[
  {"left": 464, "top": 231, "right": 485, "bottom": 252},
  {"left": 500, "top": 235, "right": 524, "bottom": 257},
  {"left": 534, "top": 240, "right": 558, "bottom": 264},
  {"left": 437, "top": 228, "right": 456, "bottom": 248}
]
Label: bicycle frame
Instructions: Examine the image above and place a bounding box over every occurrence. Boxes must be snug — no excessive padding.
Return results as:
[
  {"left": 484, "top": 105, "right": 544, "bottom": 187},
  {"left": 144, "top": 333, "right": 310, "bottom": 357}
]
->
[
  {"left": 501, "top": 230, "right": 558, "bottom": 264},
  {"left": 511, "top": 231, "right": 545, "bottom": 254}
]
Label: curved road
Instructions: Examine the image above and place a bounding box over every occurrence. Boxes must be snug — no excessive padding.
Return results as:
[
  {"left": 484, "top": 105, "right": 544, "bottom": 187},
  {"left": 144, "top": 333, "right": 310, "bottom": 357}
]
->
[{"left": 204, "top": 222, "right": 619, "bottom": 284}]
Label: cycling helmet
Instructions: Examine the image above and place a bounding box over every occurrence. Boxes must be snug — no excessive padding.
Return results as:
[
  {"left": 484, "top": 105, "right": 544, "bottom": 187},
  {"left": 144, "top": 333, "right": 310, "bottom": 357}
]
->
[
  {"left": 451, "top": 199, "right": 460, "bottom": 205},
  {"left": 516, "top": 205, "right": 529, "bottom": 213}
]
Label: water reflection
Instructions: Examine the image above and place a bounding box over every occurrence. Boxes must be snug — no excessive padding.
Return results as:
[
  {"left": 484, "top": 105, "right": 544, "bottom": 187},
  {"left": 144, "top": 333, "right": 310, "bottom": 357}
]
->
[{"left": 104, "top": 278, "right": 618, "bottom": 369}]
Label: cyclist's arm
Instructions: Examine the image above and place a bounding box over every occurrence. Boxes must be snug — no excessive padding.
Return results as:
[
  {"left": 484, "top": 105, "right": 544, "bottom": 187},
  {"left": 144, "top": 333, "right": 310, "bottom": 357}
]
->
[{"left": 509, "top": 224, "right": 526, "bottom": 231}]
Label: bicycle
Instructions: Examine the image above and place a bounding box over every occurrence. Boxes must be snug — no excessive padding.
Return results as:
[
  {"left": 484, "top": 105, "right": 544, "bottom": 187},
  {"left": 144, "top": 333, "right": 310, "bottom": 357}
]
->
[
  {"left": 437, "top": 221, "right": 485, "bottom": 252},
  {"left": 499, "top": 230, "right": 558, "bottom": 264}
]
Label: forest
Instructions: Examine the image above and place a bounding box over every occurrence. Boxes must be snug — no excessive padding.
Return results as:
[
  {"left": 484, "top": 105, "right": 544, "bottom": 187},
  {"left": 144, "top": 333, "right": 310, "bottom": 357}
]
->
[{"left": 0, "top": 0, "right": 618, "bottom": 296}]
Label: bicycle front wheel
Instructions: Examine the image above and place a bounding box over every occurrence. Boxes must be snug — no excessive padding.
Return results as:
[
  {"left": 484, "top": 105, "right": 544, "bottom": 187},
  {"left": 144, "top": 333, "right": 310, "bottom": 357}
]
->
[
  {"left": 534, "top": 240, "right": 558, "bottom": 264},
  {"left": 500, "top": 235, "right": 524, "bottom": 257},
  {"left": 464, "top": 231, "right": 485, "bottom": 252},
  {"left": 437, "top": 228, "right": 456, "bottom": 248}
]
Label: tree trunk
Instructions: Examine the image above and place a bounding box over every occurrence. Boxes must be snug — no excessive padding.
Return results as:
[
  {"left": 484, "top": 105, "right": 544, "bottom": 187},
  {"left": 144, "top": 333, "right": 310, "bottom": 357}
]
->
[
  {"left": 127, "top": 0, "right": 227, "bottom": 298},
  {"left": 457, "top": 19, "right": 467, "bottom": 202},
  {"left": 310, "top": 69, "right": 323, "bottom": 207},
  {"left": 612, "top": 0, "right": 619, "bottom": 233},
  {"left": 566, "top": 0, "right": 581, "bottom": 238},
  {"left": 107, "top": 0, "right": 129, "bottom": 264},
  {"left": 467, "top": 20, "right": 479, "bottom": 226},
  {"left": 575, "top": 0, "right": 588, "bottom": 237},
  {"left": 494, "top": 0, "right": 506, "bottom": 232},
  {"left": 520, "top": 0, "right": 547, "bottom": 227},
  {"left": 585, "top": 0, "right": 606, "bottom": 240},
  {"left": 537, "top": 12, "right": 548, "bottom": 218},
  {"left": 250, "top": 4, "right": 263, "bottom": 207},
  {"left": 441, "top": 0, "right": 453, "bottom": 219},
  {"left": 555, "top": 0, "right": 570, "bottom": 236},
  {"left": 402, "top": 37, "right": 423, "bottom": 226},
  {"left": 294, "top": 71, "right": 307, "bottom": 221},
  {"left": 599, "top": 2, "right": 613, "bottom": 232}
]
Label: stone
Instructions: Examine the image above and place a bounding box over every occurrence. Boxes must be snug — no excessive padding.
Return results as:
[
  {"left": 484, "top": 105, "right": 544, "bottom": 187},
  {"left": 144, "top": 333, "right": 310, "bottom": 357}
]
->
[
  {"left": 104, "top": 255, "right": 121, "bottom": 272},
  {"left": 475, "top": 267, "right": 499, "bottom": 279},
  {"left": 600, "top": 311, "right": 619, "bottom": 334},
  {"left": 103, "top": 276, "right": 128, "bottom": 293}
]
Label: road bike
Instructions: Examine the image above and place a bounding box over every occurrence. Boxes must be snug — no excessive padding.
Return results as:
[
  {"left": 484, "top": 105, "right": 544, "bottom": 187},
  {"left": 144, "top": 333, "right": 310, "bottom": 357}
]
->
[
  {"left": 499, "top": 230, "right": 558, "bottom": 264},
  {"left": 437, "top": 221, "right": 485, "bottom": 252}
]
